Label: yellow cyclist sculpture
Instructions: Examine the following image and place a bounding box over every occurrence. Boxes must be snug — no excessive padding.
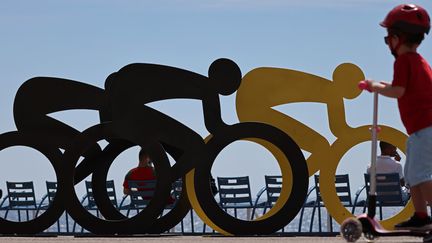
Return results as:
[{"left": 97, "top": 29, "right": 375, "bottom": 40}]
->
[{"left": 236, "top": 63, "right": 411, "bottom": 229}]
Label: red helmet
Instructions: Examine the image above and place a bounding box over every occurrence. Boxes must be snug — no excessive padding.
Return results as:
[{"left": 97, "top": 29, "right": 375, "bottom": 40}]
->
[{"left": 380, "top": 4, "right": 430, "bottom": 34}]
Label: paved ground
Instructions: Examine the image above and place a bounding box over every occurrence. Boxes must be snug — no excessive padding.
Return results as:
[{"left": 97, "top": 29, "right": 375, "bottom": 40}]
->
[{"left": 0, "top": 236, "right": 425, "bottom": 243}]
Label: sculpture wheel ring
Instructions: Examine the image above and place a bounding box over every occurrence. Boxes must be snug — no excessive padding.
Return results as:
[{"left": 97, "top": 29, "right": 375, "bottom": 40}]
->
[
  {"left": 186, "top": 122, "right": 309, "bottom": 235},
  {"left": 0, "top": 131, "right": 65, "bottom": 234},
  {"left": 60, "top": 122, "right": 173, "bottom": 234}
]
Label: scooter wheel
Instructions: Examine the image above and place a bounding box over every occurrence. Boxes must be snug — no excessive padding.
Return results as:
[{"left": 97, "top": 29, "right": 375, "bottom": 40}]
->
[
  {"left": 340, "top": 217, "right": 362, "bottom": 242},
  {"left": 363, "top": 231, "right": 379, "bottom": 243}
]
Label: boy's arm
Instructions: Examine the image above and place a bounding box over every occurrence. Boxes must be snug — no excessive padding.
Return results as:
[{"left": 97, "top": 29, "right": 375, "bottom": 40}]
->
[{"left": 366, "top": 80, "right": 405, "bottom": 98}]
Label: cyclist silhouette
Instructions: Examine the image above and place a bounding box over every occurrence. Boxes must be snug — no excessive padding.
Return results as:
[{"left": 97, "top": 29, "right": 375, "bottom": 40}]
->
[
  {"left": 104, "top": 58, "right": 242, "bottom": 180},
  {"left": 236, "top": 63, "right": 364, "bottom": 175},
  {"left": 67, "top": 58, "right": 244, "bottom": 234},
  {"left": 236, "top": 63, "right": 410, "bottom": 229},
  {"left": 13, "top": 77, "right": 108, "bottom": 182},
  {"left": 0, "top": 58, "right": 310, "bottom": 235}
]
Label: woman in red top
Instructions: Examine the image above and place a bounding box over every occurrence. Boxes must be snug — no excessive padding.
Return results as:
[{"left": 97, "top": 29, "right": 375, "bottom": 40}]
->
[
  {"left": 123, "top": 148, "right": 175, "bottom": 204},
  {"left": 123, "top": 148, "right": 156, "bottom": 195}
]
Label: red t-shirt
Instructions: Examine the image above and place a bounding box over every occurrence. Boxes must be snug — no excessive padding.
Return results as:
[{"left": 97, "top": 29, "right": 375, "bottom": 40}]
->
[
  {"left": 123, "top": 167, "right": 156, "bottom": 189},
  {"left": 123, "top": 166, "right": 174, "bottom": 204},
  {"left": 392, "top": 52, "right": 432, "bottom": 135}
]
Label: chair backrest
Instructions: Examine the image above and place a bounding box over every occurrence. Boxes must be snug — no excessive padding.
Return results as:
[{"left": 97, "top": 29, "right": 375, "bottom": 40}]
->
[
  {"left": 314, "top": 174, "right": 352, "bottom": 206},
  {"left": 364, "top": 173, "right": 404, "bottom": 206},
  {"left": 46, "top": 181, "right": 57, "bottom": 204},
  {"left": 217, "top": 176, "right": 252, "bottom": 206},
  {"left": 265, "top": 175, "right": 282, "bottom": 205},
  {"left": 6, "top": 181, "right": 37, "bottom": 208},
  {"left": 85, "top": 180, "right": 118, "bottom": 208},
  {"left": 128, "top": 180, "right": 157, "bottom": 208}
]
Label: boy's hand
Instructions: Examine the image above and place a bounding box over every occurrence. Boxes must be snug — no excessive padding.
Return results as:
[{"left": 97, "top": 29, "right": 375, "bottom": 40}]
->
[
  {"left": 358, "top": 80, "right": 373, "bottom": 92},
  {"left": 359, "top": 80, "right": 384, "bottom": 92},
  {"left": 361, "top": 80, "right": 404, "bottom": 98},
  {"left": 362, "top": 80, "right": 392, "bottom": 93}
]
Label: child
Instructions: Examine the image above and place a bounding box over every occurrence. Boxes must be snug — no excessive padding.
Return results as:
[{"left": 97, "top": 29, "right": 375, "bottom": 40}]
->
[{"left": 363, "top": 4, "right": 432, "bottom": 231}]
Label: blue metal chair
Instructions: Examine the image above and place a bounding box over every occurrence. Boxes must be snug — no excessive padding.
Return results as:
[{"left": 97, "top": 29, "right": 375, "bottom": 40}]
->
[
  {"left": 35, "top": 181, "right": 69, "bottom": 233},
  {"left": 203, "top": 176, "right": 252, "bottom": 233},
  {"left": 251, "top": 175, "right": 286, "bottom": 232},
  {"left": 352, "top": 185, "right": 367, "bottom": 215},
  {"left": 73, "top": 180, "right": 118, "bottom": 232},
  {"left": 299, "top": 174, "right": 353, "bottom": 232},
  {"left": 297, "top": 183, "right": 319, "bottom": 232},
  {"left": 123, "top": 180, "right": 157, "bottom": 217},
  {"left": 251, "top": 175, "right": 282, "bottom": 219},
  {"left": 363, "top": 173, "right": 407, "bottom": 220},
  {"left": 217, "top": 176, "right": 253, "bottom": 217},
  {"left": 1, "top": 181, "right": 37, "bottom": 222},
  {"left": 118, "top": 179, "right": 187, "bottom": 233}
]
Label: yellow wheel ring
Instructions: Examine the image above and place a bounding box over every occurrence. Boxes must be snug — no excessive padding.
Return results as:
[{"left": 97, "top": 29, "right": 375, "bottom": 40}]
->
[{"left": 319, "top": 125, "right": 412, "bottom": 230}]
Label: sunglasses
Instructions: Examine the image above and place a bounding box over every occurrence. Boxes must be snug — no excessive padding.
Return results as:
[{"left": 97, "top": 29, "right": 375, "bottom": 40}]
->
[{"left": 384, "top": 34, "right": 398, "bottom": 45}]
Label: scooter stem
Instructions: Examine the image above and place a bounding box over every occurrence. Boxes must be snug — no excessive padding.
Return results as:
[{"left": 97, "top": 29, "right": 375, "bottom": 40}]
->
[
  {"left": 368, "top": 91, "right": 379, "bottom": 218},
  {"left": 370, "top": 92, "right": 378, "bottom": 196}
]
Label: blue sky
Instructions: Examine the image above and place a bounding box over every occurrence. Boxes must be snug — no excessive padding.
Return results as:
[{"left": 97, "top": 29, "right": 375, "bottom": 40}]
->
[{"left": 1, "top": 0, "right": 432, "bottom": 204}]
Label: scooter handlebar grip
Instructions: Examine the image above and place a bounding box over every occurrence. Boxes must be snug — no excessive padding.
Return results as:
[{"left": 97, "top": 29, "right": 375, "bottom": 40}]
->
[
  {"left": 358, "top": 80, "right": 369, "bottom": 90},
  {"left": 358, "top": 80, "right": 371, "bottom": 92}
]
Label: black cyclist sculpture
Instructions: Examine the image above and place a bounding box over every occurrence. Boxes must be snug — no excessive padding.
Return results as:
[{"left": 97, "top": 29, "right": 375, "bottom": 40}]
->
[{"left": 0, "top": 58, "right": 308, "bottom": 235}]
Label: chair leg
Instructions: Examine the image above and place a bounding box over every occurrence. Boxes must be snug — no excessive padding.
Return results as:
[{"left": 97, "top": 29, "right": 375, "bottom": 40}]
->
[
  {"left": 309, "top": 205, "right": 316, "bottom": 232},
  {"left": 190, "top": 210, "right": 195, "bottom": 233},
  {"left": 327, "top": 215, "right": 333, "bottom": 232},
  {"left": 317, "top": 204, "right": 322, "bottom": 232},
  {"left": 26, "top": 209, "right": 30, "bottom": 221},
  {"left": 57, "top": 218, "right": 61, "bottom": 233},
  {"left": 251, "top": 207, "right": 257, "bottom": 220},
  {"left": 298, "top": 206, "right": 306, "bottom": 232},
  {"left": 180, "top": 216, "right": 184, "bottom": 234},
  {"left": 4, "top": 209, "right": 9, "bottom": 219},
  {"left": 363, "top": 199, "right": 368, "bottom": 214},
  {"left": 379, "top": 206, "right": 383, "bottom": 221},
  {"left": 351, "top": 205, "right": 357, "bottom": 215},
  {"left": 72, "top": 221, "right": 77, "bottom": 233},
  {"left": 66, "top": 213, "right": 70, "bottom": 233}
]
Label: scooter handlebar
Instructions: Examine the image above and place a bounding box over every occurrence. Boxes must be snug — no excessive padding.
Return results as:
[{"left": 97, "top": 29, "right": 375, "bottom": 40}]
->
[{"left": 358, "top": 80, "right": 372, "bottom": 92}]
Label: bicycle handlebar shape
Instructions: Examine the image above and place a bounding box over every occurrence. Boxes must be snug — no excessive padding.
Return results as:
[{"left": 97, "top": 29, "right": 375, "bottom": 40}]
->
[{"left": 0, "top": 58, "right": 309, "bottom": 235}]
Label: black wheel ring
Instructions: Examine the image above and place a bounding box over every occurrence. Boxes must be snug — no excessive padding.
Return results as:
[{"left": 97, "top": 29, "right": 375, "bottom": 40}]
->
[
  {"left": 91, "top": 139, "right": 192, "bottom": 233},
  {"left": 0, "top": 131, "right": 65, "bottom": 234},
  {"left": 60, "top": 123, "right": 172, "bottom": 234},
  {"left": 193, "top": 122, "right": 309, "bottom": 235}
]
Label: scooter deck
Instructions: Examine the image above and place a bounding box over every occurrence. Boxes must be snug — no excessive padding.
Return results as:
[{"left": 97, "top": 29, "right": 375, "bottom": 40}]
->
[{"left": 359, "top": 214, "right": 430, "bottom": 237}]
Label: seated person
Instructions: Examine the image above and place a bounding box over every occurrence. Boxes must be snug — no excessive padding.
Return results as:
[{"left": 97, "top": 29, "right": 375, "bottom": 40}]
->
[
  {"left": 367, "top": 141, "right": 409, "bottom": 202},
  {"left": 123, "top": 147, "right": 174, "bottom": 204}
]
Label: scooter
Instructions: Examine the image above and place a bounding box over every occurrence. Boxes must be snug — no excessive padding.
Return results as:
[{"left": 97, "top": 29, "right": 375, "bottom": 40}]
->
[{"left": 340, "top": 81, "right": 431, "bottom": 242}]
